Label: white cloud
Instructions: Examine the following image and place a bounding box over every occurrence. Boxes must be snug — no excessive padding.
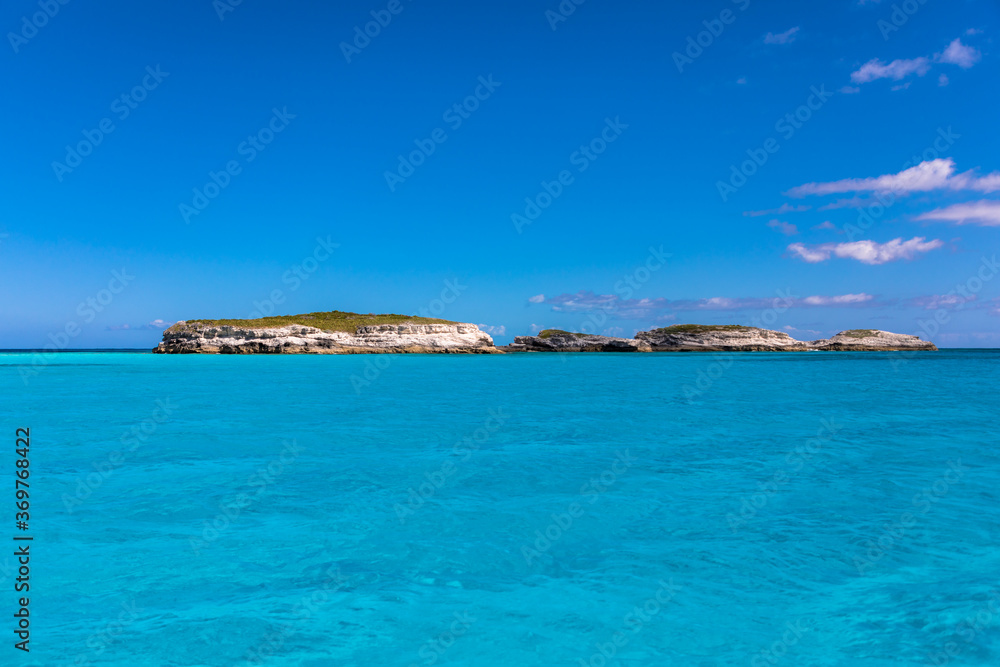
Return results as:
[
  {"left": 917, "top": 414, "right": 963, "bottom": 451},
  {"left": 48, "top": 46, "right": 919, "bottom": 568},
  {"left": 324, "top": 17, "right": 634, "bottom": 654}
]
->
[
  {"left": 478, "top": 324, "right": 507, "bottom": 336},
  {"left": 850, "top": 36, "right": 981, "bottom": 86},
  {"left": 528, "top": 294, "right": 546, "bottom": 303},
  {"left": 787, "top": 237, "right": 943, "bottom": 265},
  {"left": 839, "top": 86, "right": 861, "bottom": 94},
  {"left": 916, "top": 200, "right": 1000, "bottom": 226},
  {"left": 542, "top": 291, "right": 883, "bottom": 319},
  {"left": 764, "top": 27, "right": 800, "bottom": 45},
  {"left": 910, "top": 294, "right": 977, "bottom": 310},
  {"left": 801, "top": 293, "right": 874, "bottom": 305},
  {"left": 787, "top": 159, "right": 1000, "bottom": 198},
  {"left": 851, "top": 56, "right": 930, "bottom": 83},
  {"left": 784, "top": 325, "right": 823, "bottom": 335},
  {"left": 743, "top": 203, "right": 810, "bottom": 217},
  {"left": 938, "top": 74, "right": 949, "bottom": 87},
  {"left": 812, "top": 221, "right": 837, "bottom": 230},
  {"left": 938, "top": 38, "right": 980, "bottom": 68},
  {"left": 767, "top": 219, "right": 799, "bottom": 236},
  {"left": 529, "top": 323, "right": 542, "bottom": 333}
]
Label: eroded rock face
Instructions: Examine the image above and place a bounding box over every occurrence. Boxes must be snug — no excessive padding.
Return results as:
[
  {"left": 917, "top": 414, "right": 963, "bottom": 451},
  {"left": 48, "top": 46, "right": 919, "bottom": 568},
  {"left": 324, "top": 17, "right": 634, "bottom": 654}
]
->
[
  {"left": 153, "top": 322, "right": 499, "bottom": 354},
  {"left": 636, "top": 326, "right": 808, "bottom": 351},
  {"left": 505, "top": 332, "right": 652, "bottom": 352},
  {"left": 809, "top": 329, "right": 937, "bottom": 351},
  {"left": 633, "top": 326, "right": 937, "bottom": 351}
]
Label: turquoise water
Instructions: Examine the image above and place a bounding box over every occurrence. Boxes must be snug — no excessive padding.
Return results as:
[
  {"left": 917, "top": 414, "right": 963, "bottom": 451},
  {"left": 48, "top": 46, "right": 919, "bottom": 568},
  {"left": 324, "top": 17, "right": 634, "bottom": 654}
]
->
[{"left": 3, "top": 350, "right": 999, "bottom": 666}]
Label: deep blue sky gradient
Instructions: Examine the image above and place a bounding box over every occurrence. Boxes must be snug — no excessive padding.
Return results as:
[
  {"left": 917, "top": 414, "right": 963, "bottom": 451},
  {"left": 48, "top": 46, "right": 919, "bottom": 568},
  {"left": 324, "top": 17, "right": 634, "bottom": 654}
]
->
[{"left": 2, "top": 0, "right": 998, "bottom": 347}]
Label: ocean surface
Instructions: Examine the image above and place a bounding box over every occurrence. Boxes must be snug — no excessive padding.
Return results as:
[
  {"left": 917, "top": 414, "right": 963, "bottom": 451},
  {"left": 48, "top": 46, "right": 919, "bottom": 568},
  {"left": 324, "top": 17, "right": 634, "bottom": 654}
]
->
[{"left": 2, "top": 350, "right": 998, "bottom": 666}]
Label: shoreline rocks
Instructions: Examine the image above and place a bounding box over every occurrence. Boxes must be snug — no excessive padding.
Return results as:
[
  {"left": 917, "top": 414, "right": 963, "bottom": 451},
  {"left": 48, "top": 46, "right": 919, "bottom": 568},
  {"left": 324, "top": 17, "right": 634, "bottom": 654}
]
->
[
  {"left": 502, "top": 325, "right": 937, "bottom": 353},
  {"left": 502, "top": 330, "right": 652, "bottom": 353}
]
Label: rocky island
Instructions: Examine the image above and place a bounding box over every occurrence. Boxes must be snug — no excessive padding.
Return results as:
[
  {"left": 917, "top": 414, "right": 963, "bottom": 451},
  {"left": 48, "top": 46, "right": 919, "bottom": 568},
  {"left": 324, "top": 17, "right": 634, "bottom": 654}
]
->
[
  {"left": 153, "top": 315, "right": 937, "bottom": 354},
  {"left": 152, "top": 311, "right": 500, "bottom": 354},
  {"left": 504, "top": 325, "right": 937, "bottom": 352}
]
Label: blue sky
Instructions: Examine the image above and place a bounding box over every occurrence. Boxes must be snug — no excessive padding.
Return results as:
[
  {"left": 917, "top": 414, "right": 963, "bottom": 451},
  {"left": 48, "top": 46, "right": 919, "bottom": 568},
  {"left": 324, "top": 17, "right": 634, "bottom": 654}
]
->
[{"left": 1, "top": 0, "right": 998, "bottom": 348}]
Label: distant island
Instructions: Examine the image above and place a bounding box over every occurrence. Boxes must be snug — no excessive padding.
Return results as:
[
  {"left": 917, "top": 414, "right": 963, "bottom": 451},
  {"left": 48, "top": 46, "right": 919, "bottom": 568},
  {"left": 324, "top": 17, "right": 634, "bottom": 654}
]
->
[{"left": 152, "top": 311, "right": 936, "bottom": 354}]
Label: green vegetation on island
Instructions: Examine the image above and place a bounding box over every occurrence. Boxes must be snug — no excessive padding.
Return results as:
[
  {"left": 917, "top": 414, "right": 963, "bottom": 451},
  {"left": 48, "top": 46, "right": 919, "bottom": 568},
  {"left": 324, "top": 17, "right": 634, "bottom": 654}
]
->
[
  {"left": 839, "top": 329, "right": 879, "bottom": 338},
  {"left": 537, "top": 329, "right": 585, "bottom": 339},
  {"left": 650, "top": 324, "right": 754, "bottom": 334},
  {"left": 182, "top": 310, "right": 458, "bottom": 334}
]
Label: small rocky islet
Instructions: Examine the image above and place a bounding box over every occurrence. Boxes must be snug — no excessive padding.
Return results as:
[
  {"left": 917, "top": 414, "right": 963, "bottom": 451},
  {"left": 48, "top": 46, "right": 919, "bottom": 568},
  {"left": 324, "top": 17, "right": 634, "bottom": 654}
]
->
[{"left": 152, "top": 311, "right": 937, "bottom": 354}]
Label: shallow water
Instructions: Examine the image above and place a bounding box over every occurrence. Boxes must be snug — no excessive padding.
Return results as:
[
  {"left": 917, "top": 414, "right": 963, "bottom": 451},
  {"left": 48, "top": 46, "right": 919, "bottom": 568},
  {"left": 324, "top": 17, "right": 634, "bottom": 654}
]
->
[{"left": 3, "top": 350, "right": 998, "bottom": 666}]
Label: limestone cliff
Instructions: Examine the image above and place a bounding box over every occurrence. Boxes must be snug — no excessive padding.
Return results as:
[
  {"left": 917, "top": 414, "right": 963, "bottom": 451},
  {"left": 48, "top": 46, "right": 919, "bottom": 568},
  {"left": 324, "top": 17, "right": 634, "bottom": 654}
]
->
[{"left": 153, "top": 318, "right": 498, "bottom": 354}]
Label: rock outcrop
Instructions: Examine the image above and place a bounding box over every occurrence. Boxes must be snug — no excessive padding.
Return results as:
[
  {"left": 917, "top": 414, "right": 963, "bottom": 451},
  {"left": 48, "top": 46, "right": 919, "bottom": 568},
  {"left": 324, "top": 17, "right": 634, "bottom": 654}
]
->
[
  {"left": 635, "top": 325, "right": 936, "bottom": 351},
  {"left": 503, "top": 330, "right": 651, "bottom": 352},
  {"left": 808, "top": 329, "right": 937, "bottom": 351},
  {"left": 636, "top": 325, "right": 807, "bottom": 351},
  {"left": 153, "top": 321, "right": 499, "bottom": 354}
]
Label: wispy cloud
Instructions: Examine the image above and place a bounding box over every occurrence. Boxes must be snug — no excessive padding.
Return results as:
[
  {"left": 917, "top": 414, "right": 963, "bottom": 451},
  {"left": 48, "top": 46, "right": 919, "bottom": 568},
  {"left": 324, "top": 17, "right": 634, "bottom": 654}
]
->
[
  {"left": 542, "top": 291, "right": 881, "bottom": 319},
  {"left": 786, "top": 159, "right": 1000, "bottom": 198},
  {"left": 528, "top": 294, "right": 546, "bottom": 303},
  {"left": 938, "top": 38, "right": 981, "bottom": 68},
  {"left": 916, "top": 200, "right": 1000, "bottom": 226},
  {"left": 852, "top": 56, "right": 930, "bottom": 83},
  {"left": 767, "top": 219, "right": 798, "bottom": 235},
  {"left": 764, "top": 26, "right": 800, "bottom": 45},
  {"left": 812, "top": 221, "right": 837, "bottom": 230},
  {"left": 743, "top": 203, "right": 810, "bottom": 217},
  {"left": 787, "top": 237, "right": 943, "bottom": 264},
  {"left": 850, "top": 37, "right": 980, "bottom": 86},
  {"left": 477, "top": 324, "right": 507, "bottom": 336},
  {"left": 909, "top": 294, "right": 977, "bottom": 310},
  {"left": 107, "top": 319, "right": 174, "bottom": 332}
]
